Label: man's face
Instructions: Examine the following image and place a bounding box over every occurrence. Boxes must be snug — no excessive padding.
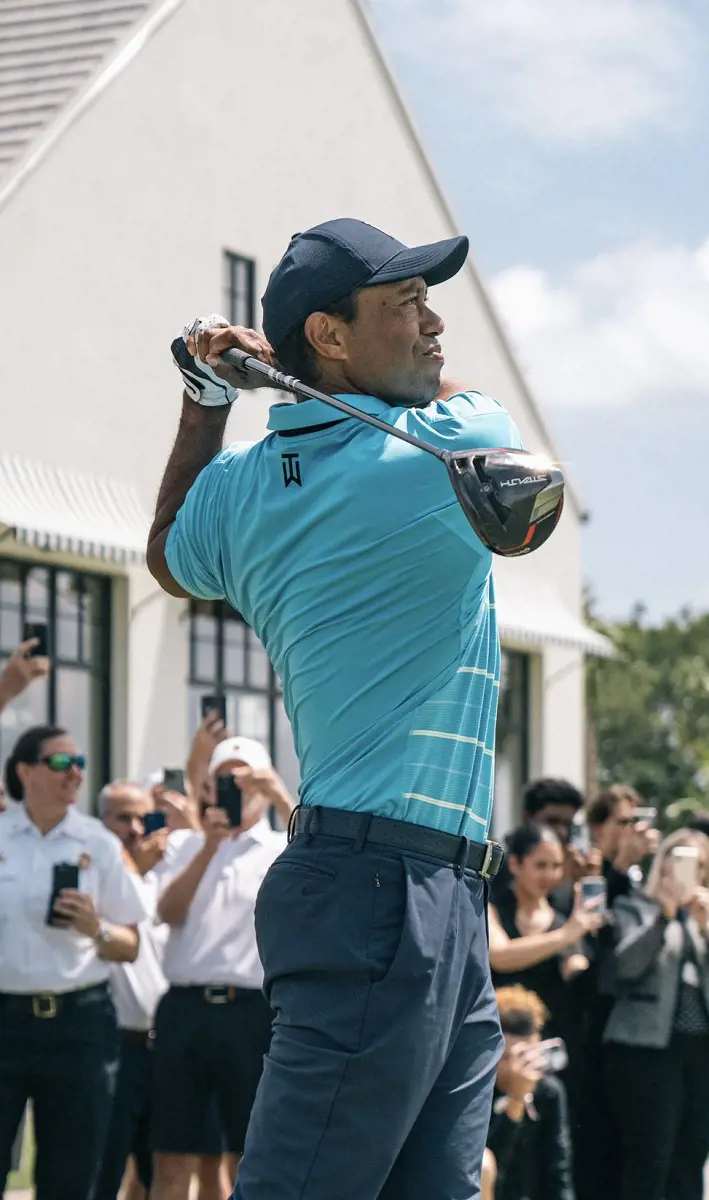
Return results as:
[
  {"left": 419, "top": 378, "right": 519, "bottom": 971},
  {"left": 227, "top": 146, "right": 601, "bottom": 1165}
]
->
[
  {"left": 103, "top": 786, "right": 152, "bottom": 853},
  {"left": 337, "top": 277, "right": 445, "bottom": 407},
  {"left": 527, "top": 804, "right": 578, "bottom": 846},
  {"left": 593, "top": 797, "right": 636, "bottom": 861}
]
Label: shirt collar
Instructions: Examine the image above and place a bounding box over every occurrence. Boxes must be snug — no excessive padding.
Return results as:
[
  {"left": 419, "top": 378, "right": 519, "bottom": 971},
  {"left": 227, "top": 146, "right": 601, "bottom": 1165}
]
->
[
  {"left": 240, "top": 817, "right": 276, "bottom": 846},
  {"left": 267, "top": 393, "right": 394, "bottom": 432},
  {"left": 8, "top": 802, "right": 83, "bottom": 840}
]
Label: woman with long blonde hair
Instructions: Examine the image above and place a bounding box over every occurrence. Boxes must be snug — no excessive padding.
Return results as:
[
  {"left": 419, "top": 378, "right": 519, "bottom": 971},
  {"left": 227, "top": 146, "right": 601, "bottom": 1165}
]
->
[{"left": 603, "top": 828, "right": 709, "bottom": 1200}]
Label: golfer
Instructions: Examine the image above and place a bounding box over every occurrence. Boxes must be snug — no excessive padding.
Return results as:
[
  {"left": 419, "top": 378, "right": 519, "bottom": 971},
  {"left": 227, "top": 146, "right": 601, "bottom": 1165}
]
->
[{"left": 148, "top": 219, "right": 524, "bottom": 1200}]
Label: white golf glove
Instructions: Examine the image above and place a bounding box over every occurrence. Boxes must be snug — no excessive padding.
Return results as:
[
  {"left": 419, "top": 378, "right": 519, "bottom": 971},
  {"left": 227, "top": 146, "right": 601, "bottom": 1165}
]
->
[{"left": 171, "top": 314, "right": 239, "bottom": 406}]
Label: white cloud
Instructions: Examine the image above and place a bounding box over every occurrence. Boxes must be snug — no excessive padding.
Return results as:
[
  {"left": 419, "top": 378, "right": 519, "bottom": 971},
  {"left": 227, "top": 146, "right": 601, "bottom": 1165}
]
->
[
  {"left": 489, "top": 239, "right": 709, "bottom": 407},
  {"left": 370, "top": 0, "right": 698, "bottom": 145}
]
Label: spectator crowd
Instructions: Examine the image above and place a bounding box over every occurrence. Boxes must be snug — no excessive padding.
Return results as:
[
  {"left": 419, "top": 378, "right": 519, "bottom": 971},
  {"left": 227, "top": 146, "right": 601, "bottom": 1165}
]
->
[{"left": 2, "top": 639, "right": 709, "bottom": 1200}]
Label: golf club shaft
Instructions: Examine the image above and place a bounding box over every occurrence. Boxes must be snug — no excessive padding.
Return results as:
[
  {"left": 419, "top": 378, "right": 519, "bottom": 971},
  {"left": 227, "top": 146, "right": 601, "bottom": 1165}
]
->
[{"left": 221, "top": 349, "right": 446, "bottom": 462}]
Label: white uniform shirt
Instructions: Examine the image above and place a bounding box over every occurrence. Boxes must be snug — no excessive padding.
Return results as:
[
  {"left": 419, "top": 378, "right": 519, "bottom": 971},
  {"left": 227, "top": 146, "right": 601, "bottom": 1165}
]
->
[
  {"left": 108, "top": 874, "right": 168, "bottom": 1031},
  {"left": 160, "top": 819, "right": 286, "bottom": 990},
  {"left": 0, "top": 804, "right": 148, "bottom": 994}
]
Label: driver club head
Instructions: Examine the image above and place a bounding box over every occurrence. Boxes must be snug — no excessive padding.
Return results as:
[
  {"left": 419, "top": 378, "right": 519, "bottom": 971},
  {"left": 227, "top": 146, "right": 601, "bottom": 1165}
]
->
[{"left": 444, "top": 448, "right": 565, "bottom": 557}]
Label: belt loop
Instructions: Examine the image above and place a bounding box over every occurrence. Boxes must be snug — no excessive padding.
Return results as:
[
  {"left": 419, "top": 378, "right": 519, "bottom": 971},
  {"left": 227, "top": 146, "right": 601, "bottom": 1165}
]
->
[
  {"left": 304, "top": 806, "right": 320, "bottom": 843},
  {"left": 352, "top": 813, "right": 373, "bottom": 853},
  {"left": 287, "top": 805, "right": 301, "bottom": 844},
  {"left": 455, "top": 835, "right": 470, "bottom": 879}
]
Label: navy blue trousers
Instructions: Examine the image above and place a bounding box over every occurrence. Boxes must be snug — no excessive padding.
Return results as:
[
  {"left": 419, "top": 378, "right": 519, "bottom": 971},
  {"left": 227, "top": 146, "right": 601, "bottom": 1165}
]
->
[
  {"left": 0, "top": 985, "right": 118, "bottom": 1200},
  {"left": 234, "top": 835, "right": 502, "bottom": 1200},
  {"left": 94, "top": 1040, "right": 153, "bottom": 1200}
]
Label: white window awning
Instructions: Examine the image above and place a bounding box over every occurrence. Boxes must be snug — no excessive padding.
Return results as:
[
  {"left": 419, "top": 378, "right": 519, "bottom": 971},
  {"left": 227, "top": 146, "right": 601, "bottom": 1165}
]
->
[
  {"left": 493, "top": 565, "right": 613, "bottom": 658},
  {"left": 0, "top": 454, "right": 151, "bottom": 566}
]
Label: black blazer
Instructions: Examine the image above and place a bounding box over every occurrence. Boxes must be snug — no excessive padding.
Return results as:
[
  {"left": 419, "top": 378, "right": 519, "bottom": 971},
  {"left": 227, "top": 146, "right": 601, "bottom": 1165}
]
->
[{"left": 487, "top": 1075, "right": 574, "bottom": 1200}]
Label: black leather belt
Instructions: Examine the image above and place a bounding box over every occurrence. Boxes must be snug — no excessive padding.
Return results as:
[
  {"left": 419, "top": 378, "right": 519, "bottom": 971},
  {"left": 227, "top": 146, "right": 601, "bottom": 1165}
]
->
[
  {"left": 0, "top": 981, "right": 110, "bottom": 1020},
  {"left": 171, "top": 985, "right": 260, "bottom": 1005},
  {"left": 289, "top": 805, "right": 504, "bottom": 879}
]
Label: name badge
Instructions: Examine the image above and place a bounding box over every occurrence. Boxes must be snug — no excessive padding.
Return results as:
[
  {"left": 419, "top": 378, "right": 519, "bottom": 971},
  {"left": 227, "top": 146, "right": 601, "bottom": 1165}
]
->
[{"left": 682, "top": 961, "right": 700, "bottom": 988}]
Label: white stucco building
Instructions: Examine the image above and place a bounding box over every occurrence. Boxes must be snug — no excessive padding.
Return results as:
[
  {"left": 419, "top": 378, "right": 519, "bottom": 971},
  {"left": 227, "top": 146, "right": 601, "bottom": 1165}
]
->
[{"left": 0, "top": 0, "right": 607, "bottom": 830}]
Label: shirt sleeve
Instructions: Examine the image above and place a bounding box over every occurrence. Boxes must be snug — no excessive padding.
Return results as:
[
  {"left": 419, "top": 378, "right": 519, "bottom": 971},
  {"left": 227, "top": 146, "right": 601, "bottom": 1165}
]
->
[
  {"left": 97, "top": 838, "right": 150, "bottom": 925},
  {"left": 165, "top": 446, "right": 249, "bottom": 600},
  {"left": 157, "top": 831, "right": 205, "bottom": 890}
]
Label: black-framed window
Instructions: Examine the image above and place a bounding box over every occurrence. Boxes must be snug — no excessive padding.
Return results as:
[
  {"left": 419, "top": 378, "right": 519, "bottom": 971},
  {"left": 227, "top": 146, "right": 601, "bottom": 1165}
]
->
[
  {"left": 0, "top": 558, "right": 112, "bottom": 812},
  {"left": 223, "top": 251, "right": 256, "bottom": 328},
  {"left": 492, "top": 650, "right": 530, "bottom": 837},
  {"left": 188, "top": 600, "right": 300, "bottom": 797}
]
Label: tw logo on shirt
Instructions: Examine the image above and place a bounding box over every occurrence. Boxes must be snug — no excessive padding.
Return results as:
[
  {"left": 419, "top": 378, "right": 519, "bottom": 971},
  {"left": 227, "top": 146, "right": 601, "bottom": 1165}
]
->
[{"left": 281, "top": 452, "right": 302, "bottom": 488}]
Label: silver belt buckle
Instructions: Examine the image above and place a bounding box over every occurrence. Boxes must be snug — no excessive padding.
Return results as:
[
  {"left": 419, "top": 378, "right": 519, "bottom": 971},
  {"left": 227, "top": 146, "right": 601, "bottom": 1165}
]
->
[{"left": 480, "top": 842, "right": 494, "bottom": 881}]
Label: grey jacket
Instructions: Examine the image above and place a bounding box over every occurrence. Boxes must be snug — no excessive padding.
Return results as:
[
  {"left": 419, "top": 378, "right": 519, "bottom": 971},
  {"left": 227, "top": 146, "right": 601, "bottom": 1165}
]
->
[{"left": 603, "top": 893, "right": 709, "bottom": 1049}]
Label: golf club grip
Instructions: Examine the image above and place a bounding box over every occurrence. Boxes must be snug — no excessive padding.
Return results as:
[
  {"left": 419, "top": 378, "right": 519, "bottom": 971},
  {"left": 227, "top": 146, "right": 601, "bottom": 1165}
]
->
[{"left": 221, "top": 349, "right": 298, "bottom": 393}]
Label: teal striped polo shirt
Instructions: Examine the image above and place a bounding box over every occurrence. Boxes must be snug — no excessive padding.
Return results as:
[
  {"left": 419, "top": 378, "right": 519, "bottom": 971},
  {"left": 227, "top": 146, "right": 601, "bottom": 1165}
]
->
[{"left": 166, "top": 390, "right": 522, "bottom": 844}]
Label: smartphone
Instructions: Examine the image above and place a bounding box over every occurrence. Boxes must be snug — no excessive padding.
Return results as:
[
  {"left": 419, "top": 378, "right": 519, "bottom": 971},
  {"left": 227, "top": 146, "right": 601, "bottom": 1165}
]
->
[
  {"left": 46, "top": 862, "right": 80, "bottom": 926},
  {"left": 24, "top": 622, "right": 49, "bottom": 658},
  {"left": 216, "top": 774, "right": 242, "bottom": 828},
  {"left": 201, "top": 694, "right": 227, "bottom": 723},
  {"left": 670, "top": 846, "right": 699, "bottom": 896},
  {"left": 162, "top": 767, "right": 186, "bottom": 796},
  {"left": 580, "top": 876, "right": 607, "bottom": 911},
  {"left": 633, "top": 806, "right": 658, "bottom": 826},
  {"left": 523, "top": 1038, "right": 569, "bottom": 1075},
  {"left": 143, "top": 811, "right": 167, "bottom": 835}
]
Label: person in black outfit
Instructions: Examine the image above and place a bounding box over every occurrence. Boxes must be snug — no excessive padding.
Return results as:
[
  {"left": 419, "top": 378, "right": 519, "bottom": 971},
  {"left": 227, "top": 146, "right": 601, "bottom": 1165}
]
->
[
  {"left": 491, "top": 779, "right": 586, "bottom": 908},
  {"left": 604, "top": 828, "right": 709, "bottom": 1200},
  {"left": 489, "top": 824, "right": 603, "bottom": 1069},
  {"left": 573, "top": 784, "right": 660, "bottom": 1200},
  {"left": 487, "top": 984, "right": 574, "bottom": 1200}
]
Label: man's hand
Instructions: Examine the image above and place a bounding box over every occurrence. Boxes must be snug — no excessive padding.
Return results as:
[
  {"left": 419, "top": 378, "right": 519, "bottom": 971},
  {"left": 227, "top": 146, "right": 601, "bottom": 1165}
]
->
[
  {"left": 156, "top": 789, "right": 200, "bottom": 832},
  {"left": 131, "top": 828, "right": 169, "bottom": 876},
  {"left": 565, "top": 845, "right": 603, "bottom": 885},
  {"left": 52, "top": 889, "right": 101, "bottom": 938},
  {"left": 231, "top": 763, "right": 295, "bottom": 825},
  {"left": 172, "top": 315, "right": 274, "bottom": 404},
  {"left": 0, "top": 640, "right": 50, "bottom": 708},
  {"left": 689, "top": 887, "right": 709, "bottom": 932},
  {"left": 201, "top": 805, "right": 233, "bottom": 854},
  {"left": 656, "top": 873, "right": 685, "bottom": 921},
  {"left": 614, "top": 821, "right": 660, "bottom": 873}
]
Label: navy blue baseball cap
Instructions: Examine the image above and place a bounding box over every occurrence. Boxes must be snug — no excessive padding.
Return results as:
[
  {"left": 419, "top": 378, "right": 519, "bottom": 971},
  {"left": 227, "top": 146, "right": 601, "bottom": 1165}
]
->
[{"left": 261, "top": 218, "right": 469, "bottom": 348}]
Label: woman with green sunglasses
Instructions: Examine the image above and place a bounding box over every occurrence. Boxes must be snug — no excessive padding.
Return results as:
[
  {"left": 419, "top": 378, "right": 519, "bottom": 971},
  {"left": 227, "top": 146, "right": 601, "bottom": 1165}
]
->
[{"left": 0, "top": 725, "right": 149, "bottom": 1199}]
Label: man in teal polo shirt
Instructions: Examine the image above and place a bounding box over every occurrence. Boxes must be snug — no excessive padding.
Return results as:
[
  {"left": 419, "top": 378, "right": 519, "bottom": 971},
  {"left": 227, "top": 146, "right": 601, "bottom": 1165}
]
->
[{"left": 148, "top": 219, "right": 522, "bottom": 1200}]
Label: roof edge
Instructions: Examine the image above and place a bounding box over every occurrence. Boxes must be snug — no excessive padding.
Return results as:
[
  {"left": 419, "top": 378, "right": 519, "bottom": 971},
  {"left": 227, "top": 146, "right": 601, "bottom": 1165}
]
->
[
  {"left": 349, "top": 0, "right": 585, "bottom": 520},
  {"left": 0, "top": 0, "right": 188, "bottom": 218}
]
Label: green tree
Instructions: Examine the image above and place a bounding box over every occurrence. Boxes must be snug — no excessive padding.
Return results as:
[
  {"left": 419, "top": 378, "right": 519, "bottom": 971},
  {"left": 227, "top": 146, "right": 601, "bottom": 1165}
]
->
[{"left": 587, "top": 607, "right": 709, "bottom": 819}]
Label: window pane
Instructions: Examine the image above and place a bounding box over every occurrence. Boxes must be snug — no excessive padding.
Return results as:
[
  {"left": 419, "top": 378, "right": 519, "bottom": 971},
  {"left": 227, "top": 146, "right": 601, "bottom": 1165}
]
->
[
  {"left": 223, "top": 620, "right": 245, "bottom": 686},
  {"left": 192, "top": 615, "right": 217, "bottom": 683},
  {"left": 55, "top": 667, "right": 98, "bottom": 812},
  {"left": 0, "top": 562, "right": 22, "bottom": 651},
  {"left": 246, "top": 631, "right": 270, "bottom": 690},
  {"left": 25, "top": 567, "right": 49, "bottom": 621},
  {"left": 228, "top": 693, "right": 269, "bottom": 743}
]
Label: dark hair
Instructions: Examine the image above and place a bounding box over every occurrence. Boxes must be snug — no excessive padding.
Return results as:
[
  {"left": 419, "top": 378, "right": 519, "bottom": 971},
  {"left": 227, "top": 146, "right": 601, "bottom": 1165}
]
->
[
  {"left": 587, "top": 783, "right": 643, "bottom": 828},
  {"left": 273, "top": 290, "right": 359, "bottom": 387},
  {"left": 523, "top": 777, "right": 584, "bottom": 818},
  {"left": 506, "top": 822, "right": 561, "bottom": 862},
  {"left": 496, "top": 985, "right": 549, "bottom": 1037},
  {"left": 4, "top": 725, "right": 67, "bottom": 801}
]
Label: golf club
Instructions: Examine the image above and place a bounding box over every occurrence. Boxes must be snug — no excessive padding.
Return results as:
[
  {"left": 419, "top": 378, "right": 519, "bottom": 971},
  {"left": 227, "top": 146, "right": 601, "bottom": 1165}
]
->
[{"left": 222, "top": 348, "right": 565, "bottom": 557}]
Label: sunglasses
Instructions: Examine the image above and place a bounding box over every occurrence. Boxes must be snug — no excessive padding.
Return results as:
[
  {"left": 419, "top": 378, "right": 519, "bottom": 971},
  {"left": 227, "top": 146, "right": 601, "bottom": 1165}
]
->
[{"left": 38, "top": 753, "right": 86, "bottom": 773}]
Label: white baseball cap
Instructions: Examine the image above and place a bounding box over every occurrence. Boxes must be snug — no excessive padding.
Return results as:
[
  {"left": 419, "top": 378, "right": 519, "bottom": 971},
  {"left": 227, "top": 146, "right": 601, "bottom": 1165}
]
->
[{"left": 208, "top": 736, "right": 271, "bottom": 776}]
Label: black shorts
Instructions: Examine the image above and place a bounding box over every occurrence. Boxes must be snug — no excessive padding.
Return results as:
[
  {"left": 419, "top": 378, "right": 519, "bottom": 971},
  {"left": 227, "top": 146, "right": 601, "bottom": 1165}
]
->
[{"left": 151, "top": 985, "right": 273, "bottom": 1156}]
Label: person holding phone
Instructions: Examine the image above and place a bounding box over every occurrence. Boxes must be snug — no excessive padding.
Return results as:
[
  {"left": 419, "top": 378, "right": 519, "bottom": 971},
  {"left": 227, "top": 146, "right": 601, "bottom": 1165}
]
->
[
  {"left": 151, "top": 736, "right": 294, "bottom": 1200},
  {"left": 0, "top": 726, "right": 147, "bottom": 1200},
  {"left": 603, "top": 829, "right": 709, "bottom": 1200},
  {"left": 487, "top": 985, "right": 574, "bottom": 1200},
  {"left": 96, "top": 781, "right": 226, "bottom": 1200}
]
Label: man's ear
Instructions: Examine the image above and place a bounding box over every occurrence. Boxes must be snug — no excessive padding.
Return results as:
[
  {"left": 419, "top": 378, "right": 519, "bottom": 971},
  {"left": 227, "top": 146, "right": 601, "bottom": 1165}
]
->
[{"left": 304, "top": 311, "right": 349, "bottom": 364}]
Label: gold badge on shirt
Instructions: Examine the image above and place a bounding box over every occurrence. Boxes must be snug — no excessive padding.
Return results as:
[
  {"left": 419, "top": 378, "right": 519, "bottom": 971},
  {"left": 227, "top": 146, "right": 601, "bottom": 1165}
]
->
[{"left": 78, "top": 852, "right": 92, "bottom": 870}]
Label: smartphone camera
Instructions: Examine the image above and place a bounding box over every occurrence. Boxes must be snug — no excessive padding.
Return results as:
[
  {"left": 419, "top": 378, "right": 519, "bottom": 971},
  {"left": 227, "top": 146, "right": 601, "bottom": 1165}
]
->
[
  {"left": 201, "top": 694, "right": 227, "bottom": 724},
  {"left": 46, "top": 862, "right": 80, "bottom": 926},
  {"left": 24, "top": 622, "right": 49, "bottom": 658},
  {"left": 162, "top": 768, "right": 186, "bottom": 796},
  {"left": 143, "top": 811, "right": 167, "bottom": 836},
  {"left": 216, "top": 775, "right": 242, "bottom": 828}
]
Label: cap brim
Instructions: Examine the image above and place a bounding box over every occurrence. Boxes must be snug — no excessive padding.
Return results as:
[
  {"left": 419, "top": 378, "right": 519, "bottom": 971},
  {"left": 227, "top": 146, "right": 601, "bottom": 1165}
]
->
[{"left": 366, "top": 234, "right": 469, "bottom": 289}]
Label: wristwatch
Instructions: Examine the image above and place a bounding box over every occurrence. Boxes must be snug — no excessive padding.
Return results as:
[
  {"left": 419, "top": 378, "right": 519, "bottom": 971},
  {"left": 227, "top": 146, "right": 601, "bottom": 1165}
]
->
[{"left": 94, "top": 920, "right": 111, "bottom": 948}]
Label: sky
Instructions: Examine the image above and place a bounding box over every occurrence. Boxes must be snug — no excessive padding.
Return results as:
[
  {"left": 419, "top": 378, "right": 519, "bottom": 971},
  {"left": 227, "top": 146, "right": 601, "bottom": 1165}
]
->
[{"left": 368, "top": 0, "right": 709, "bottom": 622}]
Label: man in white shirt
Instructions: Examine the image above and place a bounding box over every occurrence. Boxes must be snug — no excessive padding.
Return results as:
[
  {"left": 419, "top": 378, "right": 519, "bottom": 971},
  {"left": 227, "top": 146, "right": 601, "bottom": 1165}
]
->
[
  {"left": 95, "top": 781, "right": 227, "bottom": 1200},
  {"left": 151, "top": 737, "right": 293, "bottom": 1200}
]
